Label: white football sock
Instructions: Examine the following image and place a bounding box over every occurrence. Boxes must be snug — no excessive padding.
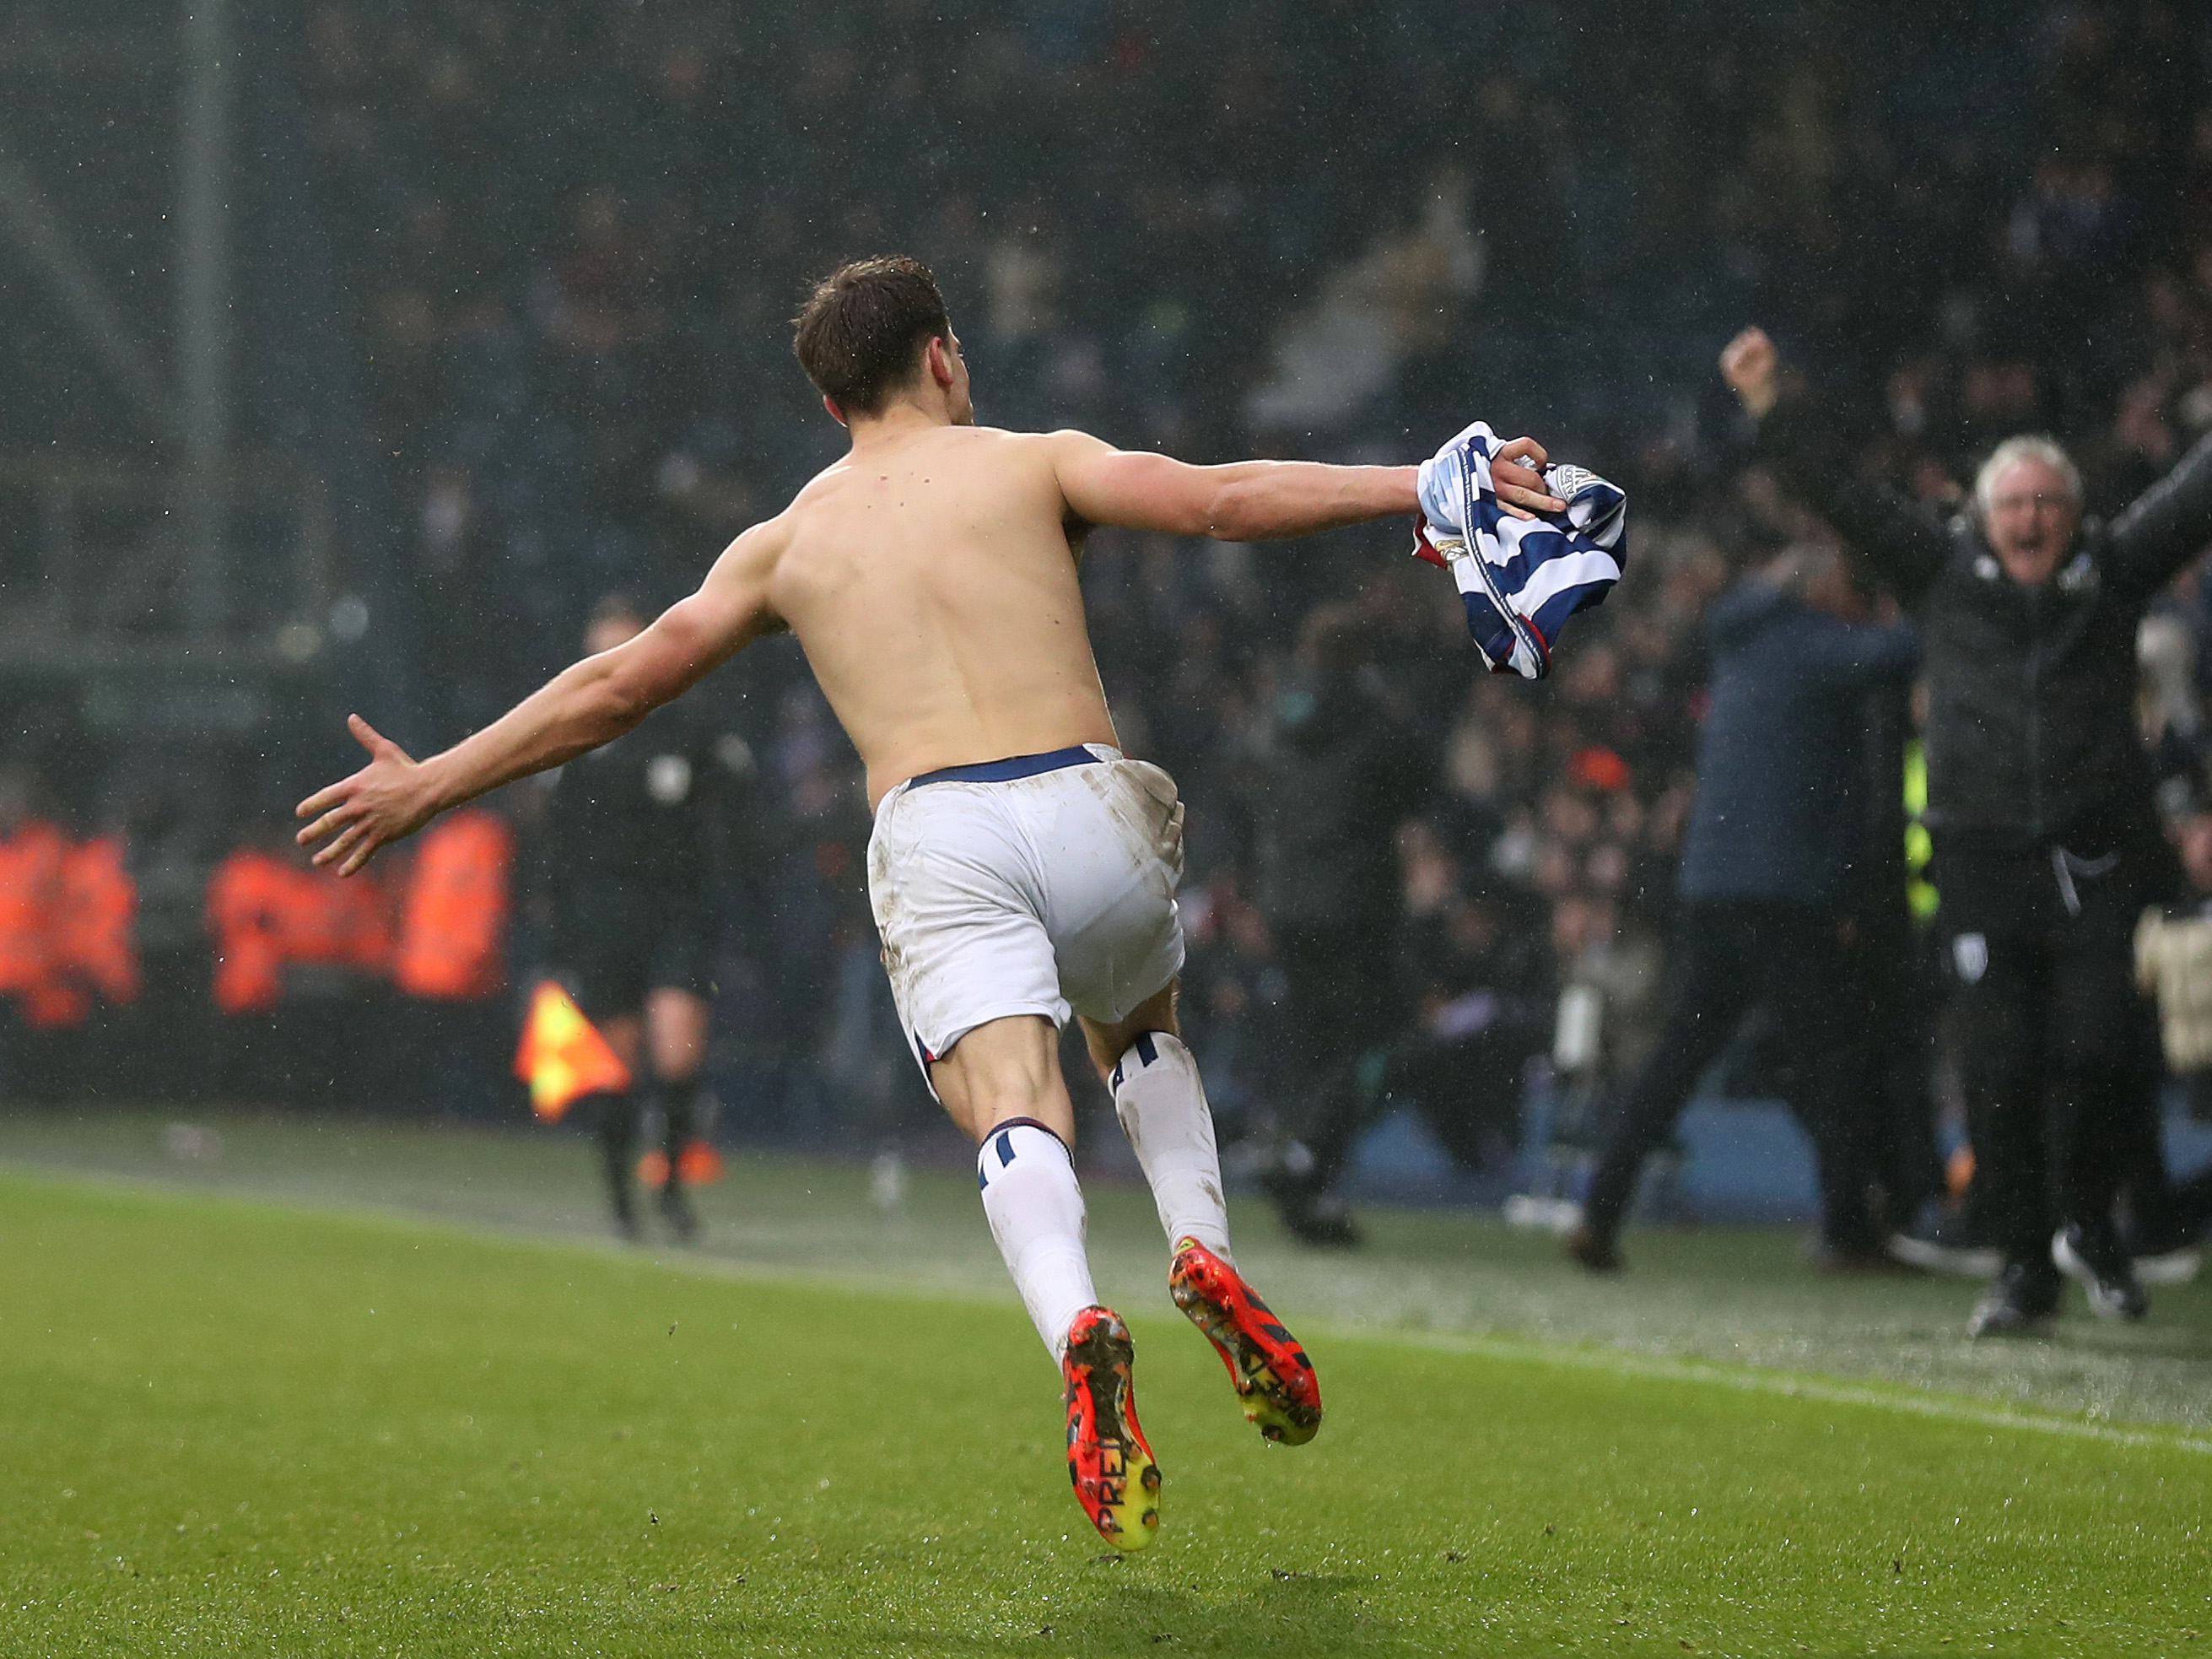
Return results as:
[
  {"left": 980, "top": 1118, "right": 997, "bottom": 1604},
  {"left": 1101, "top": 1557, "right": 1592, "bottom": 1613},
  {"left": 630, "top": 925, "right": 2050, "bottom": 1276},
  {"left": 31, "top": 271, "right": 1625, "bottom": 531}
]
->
[
  {"left": 1111, "top": 1030, "right": 1233, "bottom": 1264},
  {"left": 976, "top": 1120, "right": 1097, "bottom": 1363}
]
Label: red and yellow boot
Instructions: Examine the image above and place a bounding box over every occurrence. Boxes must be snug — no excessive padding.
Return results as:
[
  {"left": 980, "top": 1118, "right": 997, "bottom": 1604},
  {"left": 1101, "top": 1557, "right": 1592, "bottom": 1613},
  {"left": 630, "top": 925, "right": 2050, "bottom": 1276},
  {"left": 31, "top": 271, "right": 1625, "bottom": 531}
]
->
[
  {"left": 1168, "top": 1240, "right": 1323, "bottom": 1446},
  {"left": 1061, "top": 1306, "right": 1161, "bottom": 1551}
]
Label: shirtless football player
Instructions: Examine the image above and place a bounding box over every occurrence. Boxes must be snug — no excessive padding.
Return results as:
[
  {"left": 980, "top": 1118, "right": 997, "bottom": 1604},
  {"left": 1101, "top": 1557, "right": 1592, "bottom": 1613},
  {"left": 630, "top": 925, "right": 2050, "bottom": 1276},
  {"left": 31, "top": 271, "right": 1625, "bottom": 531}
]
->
[{"left": 295, "top": 256, "right": 1562, "bottom": 1551}]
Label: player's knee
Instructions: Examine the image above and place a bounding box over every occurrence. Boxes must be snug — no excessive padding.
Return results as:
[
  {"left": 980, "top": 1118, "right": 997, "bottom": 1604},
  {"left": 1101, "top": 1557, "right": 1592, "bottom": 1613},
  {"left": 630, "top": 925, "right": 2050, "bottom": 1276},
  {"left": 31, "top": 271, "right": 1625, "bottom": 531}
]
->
[
  {"left": 1085, "top": 1002, "right": 1179, "bottom": 1081},
  {"left": 936, "top": 1062, "right": 1071, "bottom": 1147}
]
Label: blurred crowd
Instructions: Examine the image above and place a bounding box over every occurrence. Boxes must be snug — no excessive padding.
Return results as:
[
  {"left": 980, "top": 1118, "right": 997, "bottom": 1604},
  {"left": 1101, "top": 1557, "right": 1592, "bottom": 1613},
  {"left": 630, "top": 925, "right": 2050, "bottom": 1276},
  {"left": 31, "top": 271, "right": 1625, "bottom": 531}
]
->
[{"left": 7, "top": 2, "right": 2212, "bottom": 1241}]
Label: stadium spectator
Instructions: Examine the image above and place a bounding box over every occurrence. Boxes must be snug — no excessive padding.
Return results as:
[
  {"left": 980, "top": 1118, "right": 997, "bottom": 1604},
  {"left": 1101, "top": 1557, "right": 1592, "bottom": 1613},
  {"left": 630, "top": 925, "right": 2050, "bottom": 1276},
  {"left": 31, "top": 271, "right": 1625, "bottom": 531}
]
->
[
  {"left": 0, "top": 774, "right": 67, "bottom": 1097},
  {"left": 1544, "top": 884, "right": 1667, "bottom": 1170},
  {"left": 1277, "top": 824, "right": 1554, "bottom": 1224},
  {"left": 1171, "top": 870, "right": 1284, "bottom": 1144},
  {"left": 1724, "top": 324, "right": 2212, "bottom": 1333},
  {"left": 0, "top": 770, "right": 70, "bottom": 1035},
  {"left": 2128, "top": 808, "right": 2212, "bottom": 1273},
  {"left": 392, "top": 807, "right": 516, "bottom": 1121},
  {"left": 2140, "top": 813, "right": 2212, "bottom": 1101},
  {"left": 1563, "top": 543, "right": 1919, "bottom": 1274},
  {"left": 203, "top": 820, "right": 397, "bottom": 1106}
]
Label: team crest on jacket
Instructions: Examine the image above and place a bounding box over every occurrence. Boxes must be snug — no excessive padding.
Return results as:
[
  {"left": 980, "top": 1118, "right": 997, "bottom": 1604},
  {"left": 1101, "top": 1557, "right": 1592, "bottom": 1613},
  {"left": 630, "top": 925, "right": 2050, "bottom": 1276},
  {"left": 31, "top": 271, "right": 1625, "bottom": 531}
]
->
[
  {"left": 1952, "top": 932, "right": 1989, "bottom": 984},
  {"left": 2056, "top": 552, "right": 2098, "bottom": 594}
]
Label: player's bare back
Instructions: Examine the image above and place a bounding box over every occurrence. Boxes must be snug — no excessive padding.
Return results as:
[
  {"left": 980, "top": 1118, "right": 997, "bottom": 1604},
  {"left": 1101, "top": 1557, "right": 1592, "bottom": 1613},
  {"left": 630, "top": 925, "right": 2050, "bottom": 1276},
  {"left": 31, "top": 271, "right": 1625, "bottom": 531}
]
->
[
  {"left": 756, "top": 424, "right": 1119, "bottom": 809},
  {"left": 292, "top": 310, "right": 1556, "bottom": 880}
]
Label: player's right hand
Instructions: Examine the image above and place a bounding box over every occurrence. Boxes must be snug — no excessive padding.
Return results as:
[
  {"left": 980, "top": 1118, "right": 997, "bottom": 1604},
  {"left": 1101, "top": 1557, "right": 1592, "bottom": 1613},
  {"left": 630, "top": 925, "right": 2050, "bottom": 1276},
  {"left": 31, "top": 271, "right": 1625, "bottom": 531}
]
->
[
  {"left": 294, "top": 714, "right": 438, "bottom": 877},
  {"left": 1721, "top": 327, "right": 1780, "bottom": 418},
  {"left": 1490, "top": 436, "right": 1563, "bottom": 520}
]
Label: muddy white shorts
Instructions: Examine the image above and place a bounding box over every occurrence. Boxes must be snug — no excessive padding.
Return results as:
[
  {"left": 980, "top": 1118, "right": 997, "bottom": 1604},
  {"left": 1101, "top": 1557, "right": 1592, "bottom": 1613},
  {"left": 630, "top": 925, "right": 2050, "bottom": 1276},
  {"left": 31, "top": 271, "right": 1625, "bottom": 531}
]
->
[{"left": 866, "top": 743, "right": 1186, "bottom": 1077}]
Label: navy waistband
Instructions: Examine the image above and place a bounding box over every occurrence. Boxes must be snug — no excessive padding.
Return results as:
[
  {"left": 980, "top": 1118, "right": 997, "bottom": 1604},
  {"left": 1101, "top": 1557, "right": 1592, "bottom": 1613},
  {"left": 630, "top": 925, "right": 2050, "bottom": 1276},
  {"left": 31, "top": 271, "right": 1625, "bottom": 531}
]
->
[{"left": 907, "top": 745, "right": 1103, "bottom": 789}]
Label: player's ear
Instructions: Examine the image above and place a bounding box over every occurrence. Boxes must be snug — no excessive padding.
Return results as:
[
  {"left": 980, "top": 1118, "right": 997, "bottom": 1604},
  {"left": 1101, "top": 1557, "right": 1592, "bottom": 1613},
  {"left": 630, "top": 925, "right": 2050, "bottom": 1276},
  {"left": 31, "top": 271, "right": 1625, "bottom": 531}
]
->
[
  {"left": 823, "top": 395, "right": 846, "bottom": 426},
  {"left": 925, "top": 336, "right": 955, "bottom": 389}
]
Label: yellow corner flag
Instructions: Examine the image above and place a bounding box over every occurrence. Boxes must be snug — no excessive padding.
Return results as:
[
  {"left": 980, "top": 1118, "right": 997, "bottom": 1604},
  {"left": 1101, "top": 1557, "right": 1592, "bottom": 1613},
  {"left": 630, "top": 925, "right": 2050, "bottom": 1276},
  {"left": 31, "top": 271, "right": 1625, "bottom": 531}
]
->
[{"left": 514, "top": 980, "right": 631, "bottom": 1121}]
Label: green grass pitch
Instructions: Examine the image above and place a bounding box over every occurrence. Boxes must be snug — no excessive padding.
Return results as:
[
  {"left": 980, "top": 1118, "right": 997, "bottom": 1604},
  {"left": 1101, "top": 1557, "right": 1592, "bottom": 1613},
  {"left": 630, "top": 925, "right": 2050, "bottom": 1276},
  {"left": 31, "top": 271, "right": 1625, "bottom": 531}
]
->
[{"left": 3, "top": 1162, "right": 2209, "bottom": 1656}]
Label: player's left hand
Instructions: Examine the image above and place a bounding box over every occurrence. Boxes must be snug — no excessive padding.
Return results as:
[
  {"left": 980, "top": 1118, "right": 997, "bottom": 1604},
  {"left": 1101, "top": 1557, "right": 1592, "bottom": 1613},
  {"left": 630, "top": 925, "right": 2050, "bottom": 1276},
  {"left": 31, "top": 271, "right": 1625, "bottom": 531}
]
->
[
  {"left": 1490, "top": 436, "right": 1562, "bottom": 521},
  {"left": 294, "top": 714, "right": 439, "bottom": 876}
]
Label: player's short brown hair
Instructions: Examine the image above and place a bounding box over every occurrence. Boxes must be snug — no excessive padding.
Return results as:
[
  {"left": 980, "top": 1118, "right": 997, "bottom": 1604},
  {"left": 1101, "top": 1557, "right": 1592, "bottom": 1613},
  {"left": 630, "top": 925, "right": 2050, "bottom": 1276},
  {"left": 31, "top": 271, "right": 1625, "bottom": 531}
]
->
[{"left": 791, "top": 257, "right": 952, "bottom": 416}]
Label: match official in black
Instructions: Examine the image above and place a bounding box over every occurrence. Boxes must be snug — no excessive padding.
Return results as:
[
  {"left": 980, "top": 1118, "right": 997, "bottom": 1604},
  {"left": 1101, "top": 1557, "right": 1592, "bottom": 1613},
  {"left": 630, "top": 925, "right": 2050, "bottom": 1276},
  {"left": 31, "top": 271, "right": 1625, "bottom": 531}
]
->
[
  {"left": 1724, "top": 326, "right": 2212, "bottom": 1334},
  {"left": 542, "top": 592, "right": 745, "bottom": 1240},
  {"left": 1251, "top": 603, "right": 1430, "bottom": 1245}
]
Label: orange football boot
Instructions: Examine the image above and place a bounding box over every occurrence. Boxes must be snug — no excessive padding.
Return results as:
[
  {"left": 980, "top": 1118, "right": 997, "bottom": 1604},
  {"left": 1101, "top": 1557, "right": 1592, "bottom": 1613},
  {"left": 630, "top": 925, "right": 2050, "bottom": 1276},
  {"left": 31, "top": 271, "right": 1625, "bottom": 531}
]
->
[
  {"left": 1061, "top": 1306, "right": 1160, "bottom": 1551},
  {"left": 1168, "top": 1240, "right": 1323, "bottom": 1446}
]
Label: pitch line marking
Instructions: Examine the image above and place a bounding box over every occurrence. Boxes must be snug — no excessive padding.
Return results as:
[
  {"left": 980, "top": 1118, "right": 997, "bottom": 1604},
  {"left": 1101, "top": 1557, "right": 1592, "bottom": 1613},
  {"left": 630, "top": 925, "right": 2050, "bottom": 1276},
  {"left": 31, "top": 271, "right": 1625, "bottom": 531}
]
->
[{"left": 1347, "top": 1327, "right": 2212, "bottom": 1456}]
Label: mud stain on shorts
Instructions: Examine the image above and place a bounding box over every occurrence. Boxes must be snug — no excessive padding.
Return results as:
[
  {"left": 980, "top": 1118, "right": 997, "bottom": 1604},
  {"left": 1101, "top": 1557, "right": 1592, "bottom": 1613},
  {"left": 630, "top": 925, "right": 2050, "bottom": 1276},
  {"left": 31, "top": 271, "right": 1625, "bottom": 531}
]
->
[
  {"left": 866, "top": 798, "right": 909, "bottom": 986},
  {"left": 1076, "top": 759, "right": 1185, "bottom": 890}
]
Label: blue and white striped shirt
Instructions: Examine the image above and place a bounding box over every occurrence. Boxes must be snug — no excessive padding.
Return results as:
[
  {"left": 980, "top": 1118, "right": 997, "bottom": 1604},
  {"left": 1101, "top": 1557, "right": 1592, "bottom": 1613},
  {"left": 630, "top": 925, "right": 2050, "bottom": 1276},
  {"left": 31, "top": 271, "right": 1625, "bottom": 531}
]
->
[{"left": 1412, "top": 420, "right": 1627, "bottom": 679}]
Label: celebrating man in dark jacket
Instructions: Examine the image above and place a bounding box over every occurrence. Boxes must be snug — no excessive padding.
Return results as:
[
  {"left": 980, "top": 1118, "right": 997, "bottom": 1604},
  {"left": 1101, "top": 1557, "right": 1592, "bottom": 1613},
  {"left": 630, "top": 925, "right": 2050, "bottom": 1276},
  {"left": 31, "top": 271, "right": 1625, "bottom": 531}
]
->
[
  {"left": 1722, "top": 325, "right": 2212, "bottom": 1333},
  {"left": 1566, "top": 546, "right": 1918, "bottom": 1273}
]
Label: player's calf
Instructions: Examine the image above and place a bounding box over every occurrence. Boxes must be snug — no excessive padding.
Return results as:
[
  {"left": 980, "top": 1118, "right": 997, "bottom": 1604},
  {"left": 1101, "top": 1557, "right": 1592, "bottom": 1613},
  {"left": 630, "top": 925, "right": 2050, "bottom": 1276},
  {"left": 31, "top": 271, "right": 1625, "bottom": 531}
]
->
[{"left": 1107, "top": 1028, "right": 1235, "bottom": 1262}]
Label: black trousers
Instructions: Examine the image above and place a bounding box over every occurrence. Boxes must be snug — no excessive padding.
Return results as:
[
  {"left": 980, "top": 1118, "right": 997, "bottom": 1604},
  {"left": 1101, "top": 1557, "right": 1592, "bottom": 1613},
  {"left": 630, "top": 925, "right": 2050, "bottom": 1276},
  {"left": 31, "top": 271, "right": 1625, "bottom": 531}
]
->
[
  {"left": 553, "top": 878, "right": 712, "bottom": 1224},
  {"left": 1582, "top": 900, "right": 1877, "bottom": 1251},
  {"left": 1299, "top": 1018, "right": 1541, "bottom": 1192},
  {"left": 1273, "top": 921, "right": 1399, "bottom": 1142},
  {"left": 1937, "top": 841, "right": 2147, "bottom": 1269},
  {"left": 1853, "top": 913, "right": 1947, "bottom": 1222},
  {"left": 593, "top": 1080, "right": 699, "bottom": 1223}
]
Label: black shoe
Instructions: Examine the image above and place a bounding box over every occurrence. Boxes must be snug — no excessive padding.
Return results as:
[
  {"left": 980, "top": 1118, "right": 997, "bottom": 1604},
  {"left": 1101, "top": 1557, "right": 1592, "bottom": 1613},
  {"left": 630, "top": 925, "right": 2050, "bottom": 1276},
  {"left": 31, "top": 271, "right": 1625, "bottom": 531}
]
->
[
  {"left": 659, "top": 1184, "right": 701, "bottom": 1244},
  {"left": 2121, "top": 1210, "right": 2204, "bottom": 1286},
  {"left": 1808, "top": 1239, "right": 1922, "bottom": 1276},
  {"left": 1260, "top": 1166, "right": 1361, "bottom": 1246},
  {"left": 1563, "top": 1224, "right": 1621, "bottom": 1273},
  {"left": 1281, "top": 1192, "right": 1362, "bottom": 1247},
  {"left": 1966, "top": 1261, "right": 2061, "bottom": 1338},
  {"left": 1886, "top": 1211, "right": 2000, "bottom": 1278},
  {"left": 2052, "top": 1224, "right": 2148, "bottom": 1321}
]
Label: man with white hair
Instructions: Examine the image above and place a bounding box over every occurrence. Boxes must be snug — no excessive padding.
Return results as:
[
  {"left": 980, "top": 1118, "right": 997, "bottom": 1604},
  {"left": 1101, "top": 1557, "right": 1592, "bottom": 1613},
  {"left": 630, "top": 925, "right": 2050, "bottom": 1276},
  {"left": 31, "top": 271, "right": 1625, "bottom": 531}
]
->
[{"left": 1723, "top": 327, "right": 2212, "bottom": 1336}]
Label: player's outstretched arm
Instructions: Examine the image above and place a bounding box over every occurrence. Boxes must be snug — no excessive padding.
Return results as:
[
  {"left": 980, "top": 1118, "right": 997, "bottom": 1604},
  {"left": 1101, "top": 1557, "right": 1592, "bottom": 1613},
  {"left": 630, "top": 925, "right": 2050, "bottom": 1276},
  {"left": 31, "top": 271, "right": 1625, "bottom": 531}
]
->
[
  {"left": 1049, "top": 431, "right": 1561, "bottom": 543},
  {"left": 295, "top": 517, "right": 789, "bottom": 875}
]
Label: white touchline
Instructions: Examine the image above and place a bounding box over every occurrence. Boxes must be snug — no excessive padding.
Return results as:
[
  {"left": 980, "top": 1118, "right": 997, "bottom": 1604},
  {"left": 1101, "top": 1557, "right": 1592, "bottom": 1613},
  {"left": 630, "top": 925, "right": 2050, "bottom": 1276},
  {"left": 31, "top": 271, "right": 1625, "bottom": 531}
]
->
[
  {"left": 1350, "top": 1327, "right": 2212, "bottom": 1456},
  {"left": 647, "top": 1240, "right": 2212, "bottom": 1458}
]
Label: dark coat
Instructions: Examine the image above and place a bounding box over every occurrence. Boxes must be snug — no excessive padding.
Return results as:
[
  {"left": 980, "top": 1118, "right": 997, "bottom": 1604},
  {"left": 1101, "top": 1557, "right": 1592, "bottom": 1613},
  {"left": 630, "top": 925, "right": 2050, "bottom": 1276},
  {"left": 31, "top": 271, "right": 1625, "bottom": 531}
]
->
[
  {"left": 1675, "top": 580, "right": 1918, "bottom": 905},
  {"left": 1252, "top": 676, "right": 1429, "bottom": 932},
  {"left": 1762, "top": 403, "right": 2212, "bottom": 854}
]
